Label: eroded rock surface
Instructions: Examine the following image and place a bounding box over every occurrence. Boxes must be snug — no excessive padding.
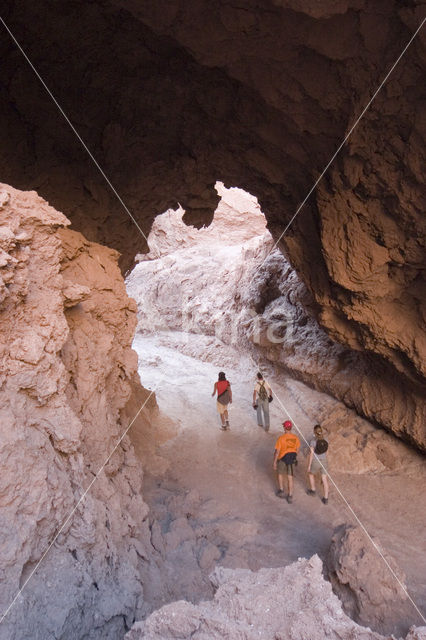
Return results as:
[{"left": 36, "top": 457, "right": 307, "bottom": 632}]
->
[
  {"left": 326, "top": 524, "right": 412, "bottom": 636},
  {"left": 0, "top": 184, "right": 152, "bottom": 639},
  {"left": 126, "top": 187, "right": 426, "bottom": 451},
  {"left": 126, "top": 554, "right": 424, "bottom": 640},
  {"left": 1, "top": 1, "right": 425, "bottom": 433}
]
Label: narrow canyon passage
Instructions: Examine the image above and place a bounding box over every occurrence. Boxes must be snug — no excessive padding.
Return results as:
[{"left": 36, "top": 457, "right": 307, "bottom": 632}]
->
[
  {"left": 130, "top": 331, "right": 426, "bottom": 634},
  {"left": 125, "top": 192, "right": 426, "bottom": 636},
  {"left": 134, "top": 332, "right": 335, "bottom": 566},
  {"left": 1, "top": 3, "right": 425, "bottom": 638}
]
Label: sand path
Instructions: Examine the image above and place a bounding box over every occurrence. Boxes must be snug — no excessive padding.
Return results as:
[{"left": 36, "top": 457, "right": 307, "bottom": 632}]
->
[{"left": 131, "top": 332, "right": 426, "bottom": 635}]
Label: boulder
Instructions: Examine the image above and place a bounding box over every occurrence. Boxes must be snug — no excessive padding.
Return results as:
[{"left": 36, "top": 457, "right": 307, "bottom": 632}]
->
[
  {"left": 126, "top": 554, "right": 417, "bottom": 640},
  {"left": 326, "top": 523, "right": 414, "bottom": 636}
]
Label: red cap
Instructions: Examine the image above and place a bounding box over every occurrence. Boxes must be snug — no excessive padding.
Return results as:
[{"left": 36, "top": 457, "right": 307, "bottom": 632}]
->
[{"left": 283, "top": 420, "right": 292, "bottom": 430}]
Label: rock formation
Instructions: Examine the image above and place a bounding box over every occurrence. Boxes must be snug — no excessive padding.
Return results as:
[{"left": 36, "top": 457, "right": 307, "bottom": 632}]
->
[
  {"left": 1, "top": 1, "right": 426, "bottom": 637},
  {"left": 125, "top": 554, "right": 425, "bottom": 640},
  {"left": 1, "top": 1, "right": 424, "bottom": 454},
  {"left": 0, "top": 184, "right": 152, "bottom": 639},
  {"left": 126, "top": 186, "right": 426, "bottom": 452},
  {"left": 327, "top": 524, "right": 412, "bottom": 636}
]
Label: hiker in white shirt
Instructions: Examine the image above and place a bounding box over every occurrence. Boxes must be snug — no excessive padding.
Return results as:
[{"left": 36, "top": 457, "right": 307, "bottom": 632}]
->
[{"left": 253, "top": 372, "right": 272, "bottom": 431}]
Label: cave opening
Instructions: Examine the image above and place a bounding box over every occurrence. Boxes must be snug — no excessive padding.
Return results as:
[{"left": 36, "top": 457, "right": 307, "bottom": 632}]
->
[
  {"left": 122, "top": 183, "right": 426, "bottom": 636},
  {"left": 126, "top": 181, "right": 276, "bottom": 365},
  {"left": 124, "top": 180, "right": 340, "bottom": 614},
  {"left": 125, "top": 180, "right": 298, "bottom": 431},
  {"left": 1, "top": 2, "right": 426, "bottom": 638}
]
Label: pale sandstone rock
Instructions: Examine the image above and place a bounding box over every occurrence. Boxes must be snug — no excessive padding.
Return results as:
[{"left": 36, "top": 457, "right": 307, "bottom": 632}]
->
[
  {"left": 135, "top": 184, "right": 266, "bottom": 262},
  {"left": 326, "top": 524, "right": 413, "bottom": 637},
  {"left": 126, "top": 190, "right": 426, "bottom": 453},
  {"left": 406, "top": 628, "right": 426, "bottom": 640},
  {"left": 0, "top": 185, "right": 152, "bottom": 639},
  {"left": 126, "top": 555, "right": 414, "bottom": 640}
]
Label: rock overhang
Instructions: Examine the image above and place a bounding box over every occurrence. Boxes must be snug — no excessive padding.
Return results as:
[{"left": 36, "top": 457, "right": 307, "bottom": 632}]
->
[{"left": 0, "top": 0, "right": 425, "bottom": 445}]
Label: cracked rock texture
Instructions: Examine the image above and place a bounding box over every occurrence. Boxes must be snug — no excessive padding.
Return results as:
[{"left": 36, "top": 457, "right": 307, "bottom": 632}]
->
[
  {"left": 126, "top": 187, "right": 426, "bottom": 452},
  {"left": 0, "top": 184, "right": 153, "bottom": 639},
  {"left": 125, "top": 554, "right": 425, "bottom": 640},
  {"left": 326, "top": 524, "right": 412, "bottom": 637},
  {"left": 2, "top": 0, "right": 425, "bottom": 451}
]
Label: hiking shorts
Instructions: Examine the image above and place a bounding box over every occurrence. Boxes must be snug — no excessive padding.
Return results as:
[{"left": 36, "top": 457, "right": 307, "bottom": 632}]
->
[
  {"left": 217, "top": 401, "right": 228, "bottom": 415},
  {"left": 277, "top": 452, "right": 297, "bottom": 476},
  {"left": 310, "top": 457, "right": 328, "bottom": 475}
]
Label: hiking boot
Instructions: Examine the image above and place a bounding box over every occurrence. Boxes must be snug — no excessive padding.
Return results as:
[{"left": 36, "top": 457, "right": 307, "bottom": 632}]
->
[
  {"left": 276, "top": 489, "right": 285, "bottom": 498},
  {"left": 322, "top": 497, "right": 328, "bottom": 505},
  {"left": 286, "top": 495, "right": 293, "bottom": 504},
  {"left": 306, "top": 489, "right": 316, "bottom": 496}
]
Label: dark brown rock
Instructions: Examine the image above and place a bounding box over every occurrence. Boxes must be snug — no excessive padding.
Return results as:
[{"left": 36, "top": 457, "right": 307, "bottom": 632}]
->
[{"left": 0, "top": 3, "right": 424, "bottom": 440}]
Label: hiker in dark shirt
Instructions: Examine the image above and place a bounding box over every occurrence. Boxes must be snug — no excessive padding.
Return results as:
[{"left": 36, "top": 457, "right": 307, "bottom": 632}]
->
[{"left": 212, "top": 371, "right": 232, "bottom": 431}]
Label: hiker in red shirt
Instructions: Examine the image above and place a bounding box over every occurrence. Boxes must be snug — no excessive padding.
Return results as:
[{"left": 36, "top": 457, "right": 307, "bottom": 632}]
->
[
  {"left": 212, "top": 371, "right": 232, "bottom": 431},
  {"left": 273, "top": 420, "right": 300, "bottom": 503}
]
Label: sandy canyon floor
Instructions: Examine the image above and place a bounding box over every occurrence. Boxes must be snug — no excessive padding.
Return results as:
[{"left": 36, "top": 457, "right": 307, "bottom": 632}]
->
[{"left": 129, "top": 331, "right": 426, "bottom": 636}]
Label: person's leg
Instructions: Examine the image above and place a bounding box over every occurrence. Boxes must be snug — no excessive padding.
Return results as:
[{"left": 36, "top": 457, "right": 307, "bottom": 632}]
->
[
  {"left": 256, "top": 403, "right": 263, "bottom": 426},
  {"left": 218, "top": 403, "right": 226, "bottom": 428},
  {"left": 287, "top": 473, "right": 294, "bottom": 497},
  {"left": 306, "top": 458, "right": 317, "bottom": 495},
  {"left": 321, "top": 473, "right": 329, "bottom": 500},
  {"left": 224, "top": 408, "right": 230, "bottom": 429},
  {"left": 275, "top": 461, "right": 285, "bottom": 497},
  {"left": 284, "top": 464, "right": 294, "bottom": 502},
  {"left": 263, "top": 400, "right": 270, "bottom": 431}
]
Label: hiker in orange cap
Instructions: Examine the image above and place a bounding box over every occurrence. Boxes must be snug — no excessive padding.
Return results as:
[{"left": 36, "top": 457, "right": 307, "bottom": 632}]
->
[{"left": 273, "top": 420, "right": 300, "bottom": 503}]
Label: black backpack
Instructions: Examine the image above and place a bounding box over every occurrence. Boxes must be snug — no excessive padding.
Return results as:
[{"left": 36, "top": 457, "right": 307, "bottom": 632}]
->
[{"left": 315, "top": 438, "right": 328, "bottom": 455}]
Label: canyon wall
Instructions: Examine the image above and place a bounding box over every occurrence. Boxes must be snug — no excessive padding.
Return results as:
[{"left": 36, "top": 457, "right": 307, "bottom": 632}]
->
[
  {"left": 127, "top": 188, "right": 426, "bottom": 451},
  {"left": 1, "top": 3, "right": 425, "bottom": 631},
  {"left": 1, "top": 0, "right": 425, "bottom": 454},
  {"left": 0, "top": 184, "right": 153, "bottom": 639}
]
